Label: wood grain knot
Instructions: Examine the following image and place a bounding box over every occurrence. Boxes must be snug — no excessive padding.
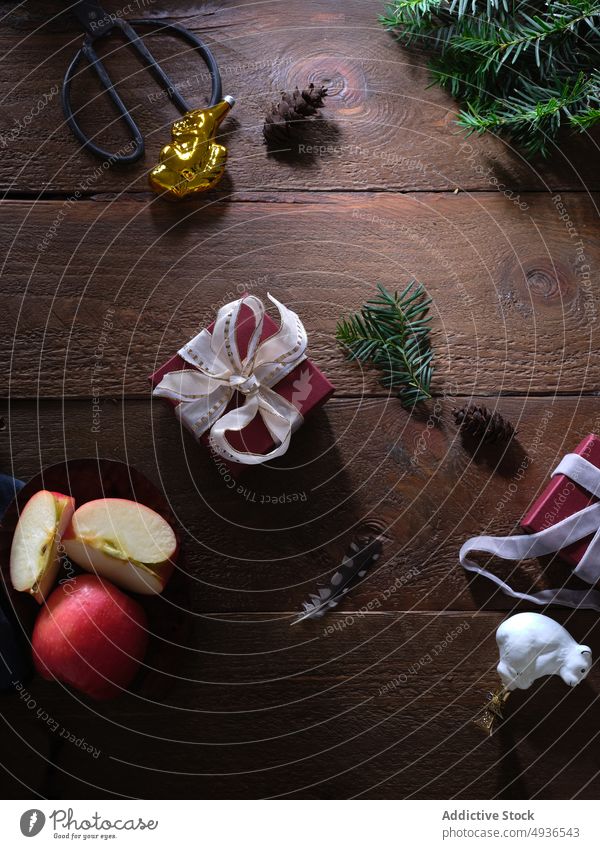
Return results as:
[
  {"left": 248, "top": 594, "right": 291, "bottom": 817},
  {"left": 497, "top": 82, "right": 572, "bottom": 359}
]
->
[{"left": 525, "top": 265, "right": 563, "bottom": 300}]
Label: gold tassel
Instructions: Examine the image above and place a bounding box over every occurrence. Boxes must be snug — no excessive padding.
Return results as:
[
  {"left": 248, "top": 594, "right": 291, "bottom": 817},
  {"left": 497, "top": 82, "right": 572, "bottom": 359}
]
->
[{"left": 473, "top": 687, "right": 510, "bottom": 736}]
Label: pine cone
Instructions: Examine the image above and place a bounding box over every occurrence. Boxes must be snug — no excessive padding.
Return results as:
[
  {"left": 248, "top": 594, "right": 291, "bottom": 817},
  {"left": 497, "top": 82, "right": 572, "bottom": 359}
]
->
[
  {"left": 263, "top": 83, "right": 328, "bottom": 146},
  {"left": 453, "top": 404, "right": 515, "bottom": 444}
]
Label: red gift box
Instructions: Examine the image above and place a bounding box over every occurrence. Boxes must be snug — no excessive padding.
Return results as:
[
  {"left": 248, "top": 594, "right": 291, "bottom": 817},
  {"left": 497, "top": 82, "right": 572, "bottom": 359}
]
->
[
  {"left": 521, "top": 434, "right": 600, "bottom": 567},
  {"left": 149, "top": 298, "right": 334, "bottom": 474}
]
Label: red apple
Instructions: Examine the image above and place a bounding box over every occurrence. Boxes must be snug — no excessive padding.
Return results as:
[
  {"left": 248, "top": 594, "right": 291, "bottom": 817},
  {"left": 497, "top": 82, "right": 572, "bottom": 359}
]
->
[
  {"left": 10, "top": 490, "right": 75, "bottom": 603},
  {"left": 62, "top": 498, "right": 177, "bottom": 595},
  {"left": 32, "top": 575, "right": 148, "bottom": 700}
]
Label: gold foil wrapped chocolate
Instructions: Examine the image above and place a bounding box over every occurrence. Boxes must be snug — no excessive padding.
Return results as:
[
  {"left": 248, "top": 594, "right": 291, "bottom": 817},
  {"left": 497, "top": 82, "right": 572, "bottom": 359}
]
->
[{"left": 149, "top": 96, "right": 234, "bottom": 200}]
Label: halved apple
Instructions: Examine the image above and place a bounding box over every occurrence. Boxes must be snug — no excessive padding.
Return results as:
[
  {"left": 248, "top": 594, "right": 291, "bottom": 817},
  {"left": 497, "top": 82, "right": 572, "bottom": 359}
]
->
[
  {"left": 62, "top": 498, "right": 177, "bottom": 595},
  {"left": 10, "top": 490, "right": 76, "bottom": 604}
]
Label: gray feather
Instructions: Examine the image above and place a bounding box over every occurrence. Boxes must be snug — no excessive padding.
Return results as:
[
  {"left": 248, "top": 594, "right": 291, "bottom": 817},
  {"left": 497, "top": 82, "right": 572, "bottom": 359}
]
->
[{"left": 292, "top": 535, "right": 384, "bottom": 624}]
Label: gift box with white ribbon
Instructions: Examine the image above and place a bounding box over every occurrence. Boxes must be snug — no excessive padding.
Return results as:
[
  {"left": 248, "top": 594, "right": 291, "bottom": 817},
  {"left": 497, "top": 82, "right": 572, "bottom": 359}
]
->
[
  {"left": 460, "top": 433, "right": 600, "bottom": 611},
  {"left": 149, "top": 293, "right": 334, "bottom": 474},
  {"left": 522, "top": 433, "right": 600, "bottom": 569}
]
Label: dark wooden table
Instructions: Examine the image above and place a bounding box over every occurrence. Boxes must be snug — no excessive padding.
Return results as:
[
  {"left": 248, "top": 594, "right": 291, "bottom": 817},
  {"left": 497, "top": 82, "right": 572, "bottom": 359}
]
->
[{"left": 1, "top": 0, "right": 600, "bottom": 800}]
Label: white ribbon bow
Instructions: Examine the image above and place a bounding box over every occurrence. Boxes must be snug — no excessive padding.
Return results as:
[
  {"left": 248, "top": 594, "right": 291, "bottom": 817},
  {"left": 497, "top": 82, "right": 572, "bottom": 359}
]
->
[
  {"left": 154, "top": 294, "right": 308, "bottom": 465},
  {"left": 460, "top": 452, "right": 600, "bottom": 610}
]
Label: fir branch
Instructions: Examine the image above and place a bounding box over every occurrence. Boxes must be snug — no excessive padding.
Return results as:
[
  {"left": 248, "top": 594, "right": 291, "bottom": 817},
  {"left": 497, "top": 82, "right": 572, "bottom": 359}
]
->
[
  {"left": 457, "top": 73, "right": 592, "bottom": 155},
  {"left": 381, "top": 0, "right": 600, "bottom": 155},
  {"left": 336, "top": 282, "right": 434, "bottom": 408}
]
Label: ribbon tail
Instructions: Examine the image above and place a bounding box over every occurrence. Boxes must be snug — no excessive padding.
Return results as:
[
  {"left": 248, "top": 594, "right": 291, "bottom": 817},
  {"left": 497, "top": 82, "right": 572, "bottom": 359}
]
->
[
  {"left": 257, "top": 388, "right": 304, "bottom": 452},
  {"left": 460, "top": 502, "right": 600, "bottom": 611},
  {"left": 209, "top": 388, "right": 303, "bottom": 465}
]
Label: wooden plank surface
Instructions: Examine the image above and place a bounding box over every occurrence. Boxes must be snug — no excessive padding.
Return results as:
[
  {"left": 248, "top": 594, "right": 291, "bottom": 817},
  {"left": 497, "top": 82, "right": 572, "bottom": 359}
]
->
[
  {"left": 1, "top": 0, "right": 599, "bottom": 195},
  {"left": 2, "top": 191, "right": 600, "bottom": 397},
  {"left": 2, "top": 396, "right": 599, "bottom": 615},
  {"left": 1, "top": 0, "right": 600, "bottom": 802},
  {"left": 2, "top": 612, "right": 600, "bottom": 799}
]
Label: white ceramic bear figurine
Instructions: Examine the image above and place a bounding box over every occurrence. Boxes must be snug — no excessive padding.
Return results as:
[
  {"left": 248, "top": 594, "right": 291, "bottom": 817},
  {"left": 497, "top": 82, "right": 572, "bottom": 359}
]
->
[{"left": 496, "top": 612, "right": 592, "bottom": 691}]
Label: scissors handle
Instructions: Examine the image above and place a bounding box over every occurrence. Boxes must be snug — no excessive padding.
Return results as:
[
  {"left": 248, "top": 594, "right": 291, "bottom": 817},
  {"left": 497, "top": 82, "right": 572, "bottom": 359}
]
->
[
  {"left": 62, "top": 18, "right": 222, "bottom": 164},
  {"left": 127, "top": 20, "right": 222, "bottom": 113},
  {"left": 62, "top": 43, "right": 144, "bottom": 164}
]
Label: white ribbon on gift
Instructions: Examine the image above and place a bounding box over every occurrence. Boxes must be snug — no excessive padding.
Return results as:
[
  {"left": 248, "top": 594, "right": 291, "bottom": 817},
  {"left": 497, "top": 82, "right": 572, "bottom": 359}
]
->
[
  {"left": 460, "top": 452, "right": 600, "bottom": 610},
  {"left": 153, "top": 294, "right": 308, "bottom": 465}
]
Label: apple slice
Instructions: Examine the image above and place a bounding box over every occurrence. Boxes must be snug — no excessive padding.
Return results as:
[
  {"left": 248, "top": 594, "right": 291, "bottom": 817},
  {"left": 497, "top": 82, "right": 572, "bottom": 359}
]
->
[
  {"left": 10, "top": 490, "right": 76, "bottom": 604},
  {"left": 62, "top": 498, "right": 177, "bottom": 595}
]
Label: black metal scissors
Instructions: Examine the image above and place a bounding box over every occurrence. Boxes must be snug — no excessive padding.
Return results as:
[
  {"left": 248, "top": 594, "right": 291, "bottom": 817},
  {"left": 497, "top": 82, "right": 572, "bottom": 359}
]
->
[{"left": 62, "top": 0, "right": 222, "bottom": 164}]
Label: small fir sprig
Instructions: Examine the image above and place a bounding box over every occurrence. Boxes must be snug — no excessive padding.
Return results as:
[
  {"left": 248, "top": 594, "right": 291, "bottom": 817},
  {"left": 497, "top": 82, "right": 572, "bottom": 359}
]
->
[
  {"left": 381, "top": 0, "right": 600, "bottom": 157},
  {"left": 336, "top": 282, "right": 434, "bottom": 408}
]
